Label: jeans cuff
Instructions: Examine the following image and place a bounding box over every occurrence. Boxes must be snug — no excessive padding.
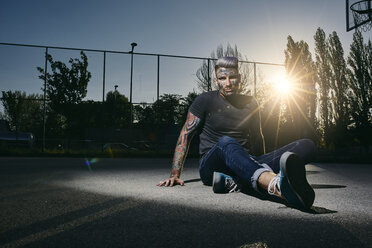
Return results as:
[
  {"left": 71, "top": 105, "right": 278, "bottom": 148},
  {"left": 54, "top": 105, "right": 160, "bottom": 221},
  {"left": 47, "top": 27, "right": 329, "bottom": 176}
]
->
[{"left": 251, "top": 164, "right": 273, "bottom": 192}]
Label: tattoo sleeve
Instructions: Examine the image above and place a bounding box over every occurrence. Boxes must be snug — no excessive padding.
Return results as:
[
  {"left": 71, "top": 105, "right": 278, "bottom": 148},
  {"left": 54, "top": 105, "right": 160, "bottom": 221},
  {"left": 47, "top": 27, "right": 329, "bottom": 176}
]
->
[{"left": 170, "top": 111, "right": 201, "bottom": 178}]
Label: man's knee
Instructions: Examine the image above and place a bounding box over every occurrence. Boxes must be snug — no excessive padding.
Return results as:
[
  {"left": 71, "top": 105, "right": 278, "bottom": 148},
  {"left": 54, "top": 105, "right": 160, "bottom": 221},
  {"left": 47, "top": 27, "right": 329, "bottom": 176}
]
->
[
  {"left": 297, "top": 138, "right": 317, "bottom": 162},
  {"left": 201, "top": 177, "right": 212, "bottom": 186},
  {"left": 298, "top": 138, "right": 316, "bottom": 152},
  {"left": 199, "top": 168, "right": 213, "bottom": 186}
]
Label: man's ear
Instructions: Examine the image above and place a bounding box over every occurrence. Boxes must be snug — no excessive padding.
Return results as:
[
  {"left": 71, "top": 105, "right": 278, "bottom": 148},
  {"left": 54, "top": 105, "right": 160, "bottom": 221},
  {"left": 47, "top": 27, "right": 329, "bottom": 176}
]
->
[{"left": 214, "top": 77, "right": 220, "bottom": 89}]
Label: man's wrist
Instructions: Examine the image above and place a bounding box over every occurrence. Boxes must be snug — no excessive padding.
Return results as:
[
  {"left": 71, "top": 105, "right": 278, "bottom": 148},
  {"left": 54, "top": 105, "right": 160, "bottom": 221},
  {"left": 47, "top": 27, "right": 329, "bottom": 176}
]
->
[{"left": 170, "top": 169, "right": 181, "bottom": 178}]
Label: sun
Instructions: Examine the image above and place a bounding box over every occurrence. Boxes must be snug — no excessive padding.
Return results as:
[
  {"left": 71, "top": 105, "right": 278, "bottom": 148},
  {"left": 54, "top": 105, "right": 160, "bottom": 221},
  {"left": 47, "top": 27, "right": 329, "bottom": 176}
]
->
[{"left": 274, "top": 77, "right": 292, "bottom": 95}]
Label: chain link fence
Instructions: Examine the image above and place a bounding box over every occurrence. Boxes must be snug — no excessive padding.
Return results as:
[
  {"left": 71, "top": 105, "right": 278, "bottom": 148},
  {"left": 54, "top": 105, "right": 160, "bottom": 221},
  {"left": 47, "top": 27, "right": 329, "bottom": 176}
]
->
[{"left": 0, "top": 42, "right": 284, "bottom": 153}]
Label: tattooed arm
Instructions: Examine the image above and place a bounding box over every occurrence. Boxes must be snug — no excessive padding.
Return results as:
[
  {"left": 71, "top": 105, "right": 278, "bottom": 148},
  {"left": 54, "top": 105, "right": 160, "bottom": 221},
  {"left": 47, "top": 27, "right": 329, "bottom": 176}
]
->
[{"left": 157, "top": 111, "right": 201, "bottom": 187}]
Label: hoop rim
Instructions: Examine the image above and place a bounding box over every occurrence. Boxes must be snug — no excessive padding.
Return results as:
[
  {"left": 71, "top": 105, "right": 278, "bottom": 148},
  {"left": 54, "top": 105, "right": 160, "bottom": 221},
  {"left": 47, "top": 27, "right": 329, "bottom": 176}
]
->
[{"left": 350, "top": 0, "right": 372, "bottom": 14}]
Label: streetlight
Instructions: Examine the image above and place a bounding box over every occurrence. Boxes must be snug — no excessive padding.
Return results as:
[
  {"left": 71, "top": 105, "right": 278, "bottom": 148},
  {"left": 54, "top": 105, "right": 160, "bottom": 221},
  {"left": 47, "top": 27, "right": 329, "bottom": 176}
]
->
[
  {"left": 129, "top": 42, "right": 137, "bottom": 125},
  {"left": 114, "top": 85, "right": 118, "bottom": 101}
]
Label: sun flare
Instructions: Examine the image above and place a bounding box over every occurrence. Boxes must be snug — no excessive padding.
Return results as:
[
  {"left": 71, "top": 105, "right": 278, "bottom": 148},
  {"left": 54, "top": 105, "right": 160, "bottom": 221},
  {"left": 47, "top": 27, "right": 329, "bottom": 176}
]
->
[{"left": 274, "top": 77, "right": 292, "bottom": 95}]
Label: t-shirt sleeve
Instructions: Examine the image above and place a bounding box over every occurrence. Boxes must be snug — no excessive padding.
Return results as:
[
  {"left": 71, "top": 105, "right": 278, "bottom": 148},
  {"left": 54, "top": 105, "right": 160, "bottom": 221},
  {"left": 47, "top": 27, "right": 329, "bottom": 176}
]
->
[{"left": 188, "top": 93, "right": 207, "bottom": 120}]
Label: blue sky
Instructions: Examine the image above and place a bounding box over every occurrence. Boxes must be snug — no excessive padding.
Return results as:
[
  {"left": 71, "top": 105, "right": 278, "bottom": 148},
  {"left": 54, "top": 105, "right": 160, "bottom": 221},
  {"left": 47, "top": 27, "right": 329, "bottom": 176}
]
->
[{"left": 1, "top": 0, "right": 371, "bottom": 105}]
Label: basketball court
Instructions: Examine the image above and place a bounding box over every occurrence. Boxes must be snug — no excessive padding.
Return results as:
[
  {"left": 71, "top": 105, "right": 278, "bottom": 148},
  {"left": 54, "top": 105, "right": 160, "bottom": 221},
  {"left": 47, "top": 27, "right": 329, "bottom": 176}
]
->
[
  {"left": 0, "top": 157, "right": 371, "bottom": 248},
  {"left": 0, "top": 2, "right": 371, "bottom": 248}
]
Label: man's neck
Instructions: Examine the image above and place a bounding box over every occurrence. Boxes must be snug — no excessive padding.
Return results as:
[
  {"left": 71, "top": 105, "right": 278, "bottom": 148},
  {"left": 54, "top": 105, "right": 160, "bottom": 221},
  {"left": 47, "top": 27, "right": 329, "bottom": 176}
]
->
[
  {"left": 219, "top": 92, "right": 252, "bottom": 109},
  {"left": 219, "top": 91, "right": 236, "bottom": 101}
]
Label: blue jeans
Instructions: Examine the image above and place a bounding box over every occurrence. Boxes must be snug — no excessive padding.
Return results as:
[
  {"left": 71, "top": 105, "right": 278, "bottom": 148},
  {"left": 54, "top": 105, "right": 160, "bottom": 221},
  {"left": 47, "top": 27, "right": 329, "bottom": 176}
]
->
[{"left": 199, "top": 136, "right": 316, "bottom": 191}]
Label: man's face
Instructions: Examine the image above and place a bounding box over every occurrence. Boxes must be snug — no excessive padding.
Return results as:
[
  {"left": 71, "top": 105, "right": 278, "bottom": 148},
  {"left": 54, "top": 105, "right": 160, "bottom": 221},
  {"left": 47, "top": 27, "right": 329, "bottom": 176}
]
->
[{"left": 215, "top": 67, "right": 240, "bottom": 97}]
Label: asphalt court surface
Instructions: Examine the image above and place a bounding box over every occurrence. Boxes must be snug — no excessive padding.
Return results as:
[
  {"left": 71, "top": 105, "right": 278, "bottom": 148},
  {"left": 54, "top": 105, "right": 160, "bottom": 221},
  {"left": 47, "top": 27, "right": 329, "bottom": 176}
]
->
[{"left": 0, "top": 157, "right": 371, "bottom": 248}]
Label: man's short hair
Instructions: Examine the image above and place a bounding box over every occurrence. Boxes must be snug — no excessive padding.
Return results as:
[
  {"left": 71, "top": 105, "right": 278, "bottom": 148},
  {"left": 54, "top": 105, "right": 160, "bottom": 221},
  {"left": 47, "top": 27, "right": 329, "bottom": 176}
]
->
[{"left": 215, "top": 56, "right": 239, "bottom": 72}]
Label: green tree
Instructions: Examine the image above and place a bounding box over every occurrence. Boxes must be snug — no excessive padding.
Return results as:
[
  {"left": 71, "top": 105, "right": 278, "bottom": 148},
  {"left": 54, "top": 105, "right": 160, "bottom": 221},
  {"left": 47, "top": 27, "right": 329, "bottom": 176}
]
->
[
  {"left": 347, "top": 31, "right": 372, "bottom": 148},
  {"left": 284, "top": 36, "right": 317, "bottom": 139},
  {"left": 152, "top": 94, "right": 184, "bottom": 125},
  {"left": 104, "top": 90, "right": 131, "bottom": 128},
  {"left": 37, "top": 51, "right": 91, "bottom": 137},
  {"left": 179, "top": 91, "right": 199, "bottom": 122},
  {"left": 75, "top": 100, "right": 104, "bottom": 129},
  {"left": 134, "top": 103, "right": 155, "bottom": 127},
  {"left": 134, "top": 94, "right": 186, "bottom": 127},
  {"left": 134, "top": 91, "right": 198, "bottom": 129},
  {"left": 314, "top": 28, "right": 332, "bottom": 146},
  {"left": 195, "top": 44, "right": 253, "bottom": 94},
  {"left": 1, "top": 91, "right": 43, "bottom": 136},
  {"left": 328, "top": 31, "right": 350, "bottom": 147}
]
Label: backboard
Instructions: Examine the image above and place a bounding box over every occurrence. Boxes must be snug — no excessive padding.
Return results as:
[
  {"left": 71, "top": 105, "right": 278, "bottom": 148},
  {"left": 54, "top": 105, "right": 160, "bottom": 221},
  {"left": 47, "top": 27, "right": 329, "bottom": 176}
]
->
[{"left": 346, "top": 0, "right": 372, "bottom": 32}]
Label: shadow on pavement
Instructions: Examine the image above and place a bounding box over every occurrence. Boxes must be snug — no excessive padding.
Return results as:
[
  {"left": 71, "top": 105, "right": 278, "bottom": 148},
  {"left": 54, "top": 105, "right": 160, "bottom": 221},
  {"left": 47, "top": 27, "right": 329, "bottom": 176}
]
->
[
  {"left": 311, "top": 184, "right": 347, "bottom": 189},
  {"left": 4, "top": 195, "right": 364, "bottom": 248},
  {"left": 183, "top": 178, "right": 202, "bottom": 184},
  {"left": 185, "top": 178, "right": 338, "bottom": 215},
  {"left": 243, "top": 191, "right": 337, "bottom": 215}
]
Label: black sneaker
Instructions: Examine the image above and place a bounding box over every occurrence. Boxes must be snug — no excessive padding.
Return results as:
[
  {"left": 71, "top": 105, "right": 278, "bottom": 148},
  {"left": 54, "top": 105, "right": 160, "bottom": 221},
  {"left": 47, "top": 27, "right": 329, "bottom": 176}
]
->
[
  {"left": 212, "top": 172, "right": 240, "bottom": 193},
  {"left": 268, "top": 152, "right": 315, "bottom": 209}
]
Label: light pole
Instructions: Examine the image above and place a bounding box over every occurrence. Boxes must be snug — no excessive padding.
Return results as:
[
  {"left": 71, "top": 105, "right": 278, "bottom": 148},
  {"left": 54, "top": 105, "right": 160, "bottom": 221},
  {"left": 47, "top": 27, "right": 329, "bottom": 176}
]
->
[
  {"left": 114, "top": 85, "right": 118, "bottom": 100},
  {"left": 129, "top": 42, "right": 137, "bottom": 125}
]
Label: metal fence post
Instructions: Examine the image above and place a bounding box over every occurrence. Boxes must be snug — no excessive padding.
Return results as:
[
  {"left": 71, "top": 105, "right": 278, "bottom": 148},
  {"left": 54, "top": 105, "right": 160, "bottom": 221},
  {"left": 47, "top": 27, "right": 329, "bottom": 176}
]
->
[
  {"left": 157, "top": 55, "right": 160, "bottom": 101},
  {"left": 254, "top": 62, "right": 257, "bottom": 97},
  {"left": 42, "top": 47, "right": 48, "bottom": 152},
  {"left": 207, "top": 59, "right": 210, "bottom": 91},
  {"left": 102, "top": 51, "right": 106, "bottom": 102},
  {"left": 130, "top": 50, "right": 135, "bottom": 125}
]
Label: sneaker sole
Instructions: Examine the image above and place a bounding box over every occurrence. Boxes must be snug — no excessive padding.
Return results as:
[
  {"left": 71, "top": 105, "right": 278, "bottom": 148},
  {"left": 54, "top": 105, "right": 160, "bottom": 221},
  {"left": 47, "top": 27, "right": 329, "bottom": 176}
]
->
[
  {"left": 280, "top": 152, "right": 315, "bottom": 209},
  {"left": 212, "top": 171, "right": 223, "bottom": 193}
]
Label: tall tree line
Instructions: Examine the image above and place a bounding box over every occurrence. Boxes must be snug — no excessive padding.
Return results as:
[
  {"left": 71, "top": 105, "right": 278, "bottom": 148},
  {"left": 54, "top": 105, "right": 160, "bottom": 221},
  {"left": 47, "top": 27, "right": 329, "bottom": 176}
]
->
[
  {"left": 284, "top": 36, "right": 317, "bottom": 140},
  {"left": 347, "top": 31, "right": 372, "bottom": 149},
  {"left": 286, "top": 29, "right": 371, "bottom": 149}
]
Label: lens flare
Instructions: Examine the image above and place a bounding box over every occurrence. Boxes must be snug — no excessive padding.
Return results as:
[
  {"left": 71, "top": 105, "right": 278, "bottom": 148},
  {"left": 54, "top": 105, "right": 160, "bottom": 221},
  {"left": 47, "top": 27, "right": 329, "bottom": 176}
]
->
[
  {"left": 274, "top": 77, "right": 292, "bottom": 95},
  {"left": 84, "top": 158, "right": 98, "bottom": 171}
]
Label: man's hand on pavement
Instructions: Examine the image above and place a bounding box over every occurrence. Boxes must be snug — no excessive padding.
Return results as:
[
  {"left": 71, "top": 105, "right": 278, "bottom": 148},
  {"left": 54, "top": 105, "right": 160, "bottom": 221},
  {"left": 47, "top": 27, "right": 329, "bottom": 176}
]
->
[{"left": 157, "top": 177, "right": 185, "bottom": 187}]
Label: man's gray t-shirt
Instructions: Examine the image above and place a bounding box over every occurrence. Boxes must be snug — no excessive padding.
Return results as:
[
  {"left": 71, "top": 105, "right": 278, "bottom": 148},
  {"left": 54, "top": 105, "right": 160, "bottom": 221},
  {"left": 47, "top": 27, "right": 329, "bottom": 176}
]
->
[{"left": 189, "top": 91, "right": 262, "bottom": 156}]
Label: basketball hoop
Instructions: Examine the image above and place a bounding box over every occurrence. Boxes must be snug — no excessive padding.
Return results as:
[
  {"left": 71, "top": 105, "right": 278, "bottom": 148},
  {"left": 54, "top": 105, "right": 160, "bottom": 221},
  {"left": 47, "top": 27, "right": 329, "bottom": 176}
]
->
[{"left": 350, "top": 0, "right": 372, "bottom": 32}]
